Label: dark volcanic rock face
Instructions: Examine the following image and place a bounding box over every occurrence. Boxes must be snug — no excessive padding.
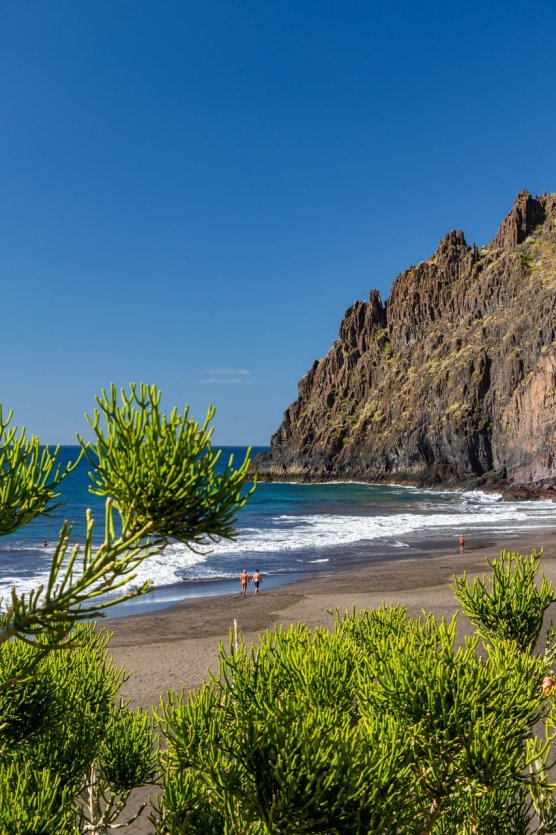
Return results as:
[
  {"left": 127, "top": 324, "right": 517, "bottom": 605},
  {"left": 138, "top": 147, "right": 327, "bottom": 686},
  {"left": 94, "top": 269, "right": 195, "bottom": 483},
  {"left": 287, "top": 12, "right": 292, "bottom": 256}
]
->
[{"left": 256, "top": 191, "right": 556, "bottom": 488}]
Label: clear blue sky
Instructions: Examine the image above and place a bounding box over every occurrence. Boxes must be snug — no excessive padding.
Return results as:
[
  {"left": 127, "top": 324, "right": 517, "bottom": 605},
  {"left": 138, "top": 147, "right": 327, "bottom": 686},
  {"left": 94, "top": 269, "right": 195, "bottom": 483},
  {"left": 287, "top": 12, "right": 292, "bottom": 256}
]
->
[{"left": 1, "top": 1, "right": 555, "bottom": 445}]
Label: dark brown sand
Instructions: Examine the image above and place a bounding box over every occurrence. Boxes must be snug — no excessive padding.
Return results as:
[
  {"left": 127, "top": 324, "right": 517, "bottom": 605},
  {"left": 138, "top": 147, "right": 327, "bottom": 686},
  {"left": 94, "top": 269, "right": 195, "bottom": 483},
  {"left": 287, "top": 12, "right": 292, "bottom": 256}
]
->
[
  {"left": 105, "top": 531, "right": 556, "bottom": 832},
  {"left": 108, "top": 531, "right": 556, "bottom": 711}
]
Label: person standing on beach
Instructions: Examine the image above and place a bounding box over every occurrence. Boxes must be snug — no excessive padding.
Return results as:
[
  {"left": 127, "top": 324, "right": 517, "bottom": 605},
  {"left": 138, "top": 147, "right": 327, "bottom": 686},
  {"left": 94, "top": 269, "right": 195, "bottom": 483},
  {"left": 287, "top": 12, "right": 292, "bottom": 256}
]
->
[
  {"left": 240, "top": 569, "right": 249, "bottom": 595},
  {"left": 252, "top": 568, "right": 262, "bottom": 596},
  {"left": 458, "top": 534, "right": 465, "bottom": 554}
]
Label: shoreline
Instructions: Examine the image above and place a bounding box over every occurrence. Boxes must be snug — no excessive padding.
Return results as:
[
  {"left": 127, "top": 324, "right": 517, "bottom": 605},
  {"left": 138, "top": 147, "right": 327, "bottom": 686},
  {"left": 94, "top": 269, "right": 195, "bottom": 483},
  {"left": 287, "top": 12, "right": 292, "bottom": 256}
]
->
[
  {"left": 105, "top": 518, "right": 555, "bottom": 621},
  {"left": 104, "top": 547, "right": 450, "bottom": 622},
  {"left": 107, "top": 529, "right": 556, "bottom": 711},
  {"left": 251, "top": 460, "right": 556, "bottom": 501}
]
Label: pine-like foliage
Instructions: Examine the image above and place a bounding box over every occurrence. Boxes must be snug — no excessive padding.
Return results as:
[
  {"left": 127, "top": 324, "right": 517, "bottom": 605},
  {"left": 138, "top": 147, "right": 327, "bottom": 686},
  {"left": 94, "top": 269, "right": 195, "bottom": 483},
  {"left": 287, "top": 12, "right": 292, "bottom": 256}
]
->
[
  {"left": 0, "top": 383, "right": 254, "bottom": 830},
  {"left": 0, "top": 624, "right": 155, "bottom": 833},
  {"left": 156, "top": 553, "right": 556, "bottom": 834}
]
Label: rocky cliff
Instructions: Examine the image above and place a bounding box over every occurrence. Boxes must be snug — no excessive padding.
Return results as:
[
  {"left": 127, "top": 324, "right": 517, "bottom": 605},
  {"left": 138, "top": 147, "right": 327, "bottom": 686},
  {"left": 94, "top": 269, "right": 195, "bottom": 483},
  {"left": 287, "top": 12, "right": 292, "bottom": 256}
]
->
[{"left": 256, "top": 191, "right": 556, "bottom": 490}]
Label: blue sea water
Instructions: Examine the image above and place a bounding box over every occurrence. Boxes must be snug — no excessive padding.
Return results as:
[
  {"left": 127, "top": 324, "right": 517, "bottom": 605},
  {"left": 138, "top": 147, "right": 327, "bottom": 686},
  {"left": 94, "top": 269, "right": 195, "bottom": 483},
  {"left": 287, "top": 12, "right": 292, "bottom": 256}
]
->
[{"left": 1, "top": 446, "right": 556, "bottom": 618}]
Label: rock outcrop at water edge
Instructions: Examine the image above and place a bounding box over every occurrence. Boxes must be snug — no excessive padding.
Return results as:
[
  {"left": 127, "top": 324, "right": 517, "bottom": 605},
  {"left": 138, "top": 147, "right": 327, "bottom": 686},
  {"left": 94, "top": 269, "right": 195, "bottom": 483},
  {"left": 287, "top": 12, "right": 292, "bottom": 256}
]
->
[{"left": 255, "top": 190, "right": 556, "bottom": 491}]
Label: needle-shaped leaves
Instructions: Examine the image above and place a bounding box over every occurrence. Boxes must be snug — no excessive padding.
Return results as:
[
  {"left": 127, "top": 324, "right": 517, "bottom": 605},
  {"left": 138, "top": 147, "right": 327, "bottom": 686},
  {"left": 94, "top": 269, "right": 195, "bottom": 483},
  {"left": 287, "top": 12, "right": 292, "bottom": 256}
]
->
[
  {"left": 79, "top": 383, "right": 255, "bottom": 547},
  {"left": 1, "top": 383, "right": 255, "bottom": 644},
  {"left": 452, "top": 549, "right": 555, "bottom": 652},
  {"left": 156, "top": 562, "right": 556, "bottom": 834},
  {"left": 0, "top": 406, "right": 80, "bottom": 537}
]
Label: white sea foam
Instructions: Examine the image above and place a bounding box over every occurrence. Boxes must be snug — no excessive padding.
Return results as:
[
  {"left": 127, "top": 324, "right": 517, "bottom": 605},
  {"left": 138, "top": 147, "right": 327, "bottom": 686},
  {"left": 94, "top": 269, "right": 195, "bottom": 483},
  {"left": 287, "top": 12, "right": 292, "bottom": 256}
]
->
[
  {"left": 463, "top": 490, "right": 503, "bottom": 503},
  {"left": 208, "top": 502, "right": 556, "bottom": 557},
  {"left": 0, "top": 542, "right": 213, "bottom": 606},
  {"left": 1, "top": 492, "right": 555, "bottom": 603}
]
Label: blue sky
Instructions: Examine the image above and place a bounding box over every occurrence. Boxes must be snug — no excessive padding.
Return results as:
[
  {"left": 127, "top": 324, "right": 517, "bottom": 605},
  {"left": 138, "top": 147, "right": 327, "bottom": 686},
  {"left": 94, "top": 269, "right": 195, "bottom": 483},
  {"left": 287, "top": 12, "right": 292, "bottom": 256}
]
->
[{"left": 1, "top": 1, "right": 555, "bottom": 445}]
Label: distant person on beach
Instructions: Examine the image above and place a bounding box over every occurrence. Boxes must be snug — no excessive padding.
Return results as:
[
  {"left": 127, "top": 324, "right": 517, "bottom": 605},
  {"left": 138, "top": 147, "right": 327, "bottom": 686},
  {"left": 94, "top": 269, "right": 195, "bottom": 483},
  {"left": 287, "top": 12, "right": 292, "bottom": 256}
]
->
[
  {"left": 252, "top": 568, "right": 262, "bottom": 596},
  {"left": 240, "top": 569, "right": 249, "bottom": 595},
  {"left": 458, "top": 534, "right": 465, "bottom": 554}
]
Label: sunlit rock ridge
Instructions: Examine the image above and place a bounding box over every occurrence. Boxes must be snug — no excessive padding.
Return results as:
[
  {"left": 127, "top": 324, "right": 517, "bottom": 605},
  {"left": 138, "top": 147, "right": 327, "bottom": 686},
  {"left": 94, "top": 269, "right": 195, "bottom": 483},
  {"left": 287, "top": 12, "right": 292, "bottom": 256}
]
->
[{"left": 256, "top": 190, "right": 556, "bottom": 491}]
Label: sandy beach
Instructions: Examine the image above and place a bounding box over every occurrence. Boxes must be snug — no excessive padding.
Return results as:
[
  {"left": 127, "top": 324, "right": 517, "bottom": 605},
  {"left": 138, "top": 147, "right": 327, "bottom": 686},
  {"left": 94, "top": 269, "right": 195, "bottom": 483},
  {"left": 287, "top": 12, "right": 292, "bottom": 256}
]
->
[
  {"left": 107, "top": 531, "right": 556, "bottom": 711},
  {"left": 104, "top": 530, "right": 556, "bottom": 831}
]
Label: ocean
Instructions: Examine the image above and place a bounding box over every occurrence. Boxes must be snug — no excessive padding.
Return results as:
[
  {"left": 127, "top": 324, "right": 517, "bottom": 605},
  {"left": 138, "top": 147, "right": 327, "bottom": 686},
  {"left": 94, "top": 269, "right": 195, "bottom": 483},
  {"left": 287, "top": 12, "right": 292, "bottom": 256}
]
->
[{"left": 1, "top": 446, "right": 556, "bottom": 618}]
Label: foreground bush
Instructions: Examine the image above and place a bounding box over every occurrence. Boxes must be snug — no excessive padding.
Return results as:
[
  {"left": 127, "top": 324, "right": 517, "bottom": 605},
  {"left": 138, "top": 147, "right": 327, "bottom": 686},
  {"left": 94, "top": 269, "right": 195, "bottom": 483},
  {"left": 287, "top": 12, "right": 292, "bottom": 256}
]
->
[
  {"left": 155, "top": 551, "right": 556, "bottom": 834},
  {"left": 0, "top": 384, "right": 253, "bottom": 831},
  {"left": 0, "top": 624, "right": 155, "bottom": 832}
]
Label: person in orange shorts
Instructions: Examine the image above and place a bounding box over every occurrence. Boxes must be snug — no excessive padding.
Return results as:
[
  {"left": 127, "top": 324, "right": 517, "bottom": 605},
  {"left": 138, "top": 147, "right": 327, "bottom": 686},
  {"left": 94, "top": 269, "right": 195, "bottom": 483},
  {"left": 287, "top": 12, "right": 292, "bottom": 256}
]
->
[{"left": 240, "top": 569, "right": 249, "bottom": 595}]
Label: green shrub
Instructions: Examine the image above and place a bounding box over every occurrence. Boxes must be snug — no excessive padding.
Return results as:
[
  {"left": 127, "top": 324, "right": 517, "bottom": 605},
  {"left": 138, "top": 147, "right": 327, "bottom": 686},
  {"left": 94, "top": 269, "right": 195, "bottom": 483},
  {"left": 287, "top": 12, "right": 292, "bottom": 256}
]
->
[{"left": 155, "top": 557, "right": 556, "bottom": 833}]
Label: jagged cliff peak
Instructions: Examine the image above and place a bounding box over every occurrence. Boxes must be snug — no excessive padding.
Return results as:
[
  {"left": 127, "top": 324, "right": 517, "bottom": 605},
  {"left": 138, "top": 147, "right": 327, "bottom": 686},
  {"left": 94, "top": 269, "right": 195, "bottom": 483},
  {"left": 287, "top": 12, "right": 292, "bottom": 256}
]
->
[
  {"left": 491, "top": 189, "right": 553, "bottom": 251},
  {"left": 256, "top": 191, "right": 556, "bottom": 490},
  {"left": 437, "top": 228, "right": 468, "bottom": 255}
]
